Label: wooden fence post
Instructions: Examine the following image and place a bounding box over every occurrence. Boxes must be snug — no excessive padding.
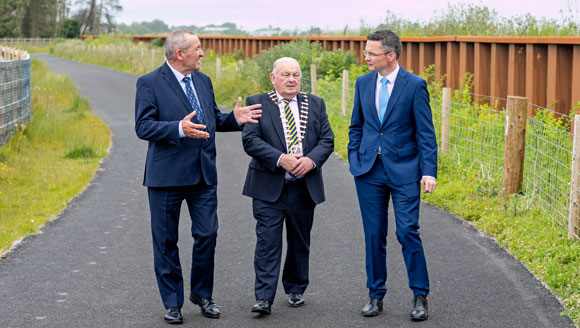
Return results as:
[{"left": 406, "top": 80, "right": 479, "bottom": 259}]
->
[
  {"left": 441, "top": 87, "right": 451, "bottom": 154},
  {"left": 568, "top": 114, "right": 580, "bottom": 240},
  {"left": 341, "top": 69, "right": 349, "bottom": 115},
  {"left": 502, "top": 96, "right": 528, "bottom": 194},
  {"left": 216, "top": 57, "right": 222, "bottom": 82},
  {"left": 151, "top": 49, "right": 155, "bottom": 70},
  {"left": 310, "top": 64, "right": 317, "bottom": 95}
]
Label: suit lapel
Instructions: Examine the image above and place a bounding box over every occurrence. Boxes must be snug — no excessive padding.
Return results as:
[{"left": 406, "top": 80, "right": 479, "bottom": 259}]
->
[
  {"left": 382, "top": 68, "right": 408, "bottom": 125},
  {"left": 161, "top": 63, "right": 192, "bottom": 116},
  {"left": 267, "top": 95, "right": 286, "bottom": 148},
  {"left": 364, "top": 73, "right": 381, "bottom": 127}
]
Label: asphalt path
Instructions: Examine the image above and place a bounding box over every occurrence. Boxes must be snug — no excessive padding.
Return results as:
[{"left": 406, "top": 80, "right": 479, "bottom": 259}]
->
[{"left": 0, "top": 54, "right": 575, "bottom": 328}]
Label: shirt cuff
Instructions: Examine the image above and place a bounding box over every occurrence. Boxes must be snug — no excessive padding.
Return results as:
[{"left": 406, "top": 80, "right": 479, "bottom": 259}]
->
[
  {"left": 178, "top": 121, "right": 185, "bottom": 138},
  {"left": 276, "top": 154, "right": 284, "bottom": 167},
  {"left": 422, "top": 175, "right": 435, "bottom": 180}
]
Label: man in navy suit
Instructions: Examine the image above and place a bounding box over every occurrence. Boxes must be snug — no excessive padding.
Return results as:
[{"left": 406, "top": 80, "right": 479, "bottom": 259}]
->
[
  {"left": 242, "top": 57, "right": 334, "bottom": 315},
  {"left": 348, "top": 29, "right": 437, "bottom": 321},
  {"left": 135, "top": 30, "right": 262, "bottom": 324}
]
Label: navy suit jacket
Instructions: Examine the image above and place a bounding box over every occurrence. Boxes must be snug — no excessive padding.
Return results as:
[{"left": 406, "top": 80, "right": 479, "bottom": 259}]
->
[
  {"left": 348, "top": 67, "right": 437, "bottom": 185},
  {"left": 242, "top": 92, "right": 334, "bottom": 205},
  {"left": 135, "top": 63, "right": 241, "bottom": 187}
]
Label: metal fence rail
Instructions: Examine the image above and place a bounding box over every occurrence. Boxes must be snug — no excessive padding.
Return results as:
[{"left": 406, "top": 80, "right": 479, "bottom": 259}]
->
[{"left": 0, "top": 47, "right": 30, "bottom": 146}]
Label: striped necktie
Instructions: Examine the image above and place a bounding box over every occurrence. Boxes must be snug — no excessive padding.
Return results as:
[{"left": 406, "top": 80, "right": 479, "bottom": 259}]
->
[{"left": 283, "top": 99, "right": 299, "bottom": 152}]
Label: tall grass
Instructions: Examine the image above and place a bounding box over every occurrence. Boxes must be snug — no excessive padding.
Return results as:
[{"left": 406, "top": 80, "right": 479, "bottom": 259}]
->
[{"left": 0, "top": 59, "right": 111, "bottom": 255}]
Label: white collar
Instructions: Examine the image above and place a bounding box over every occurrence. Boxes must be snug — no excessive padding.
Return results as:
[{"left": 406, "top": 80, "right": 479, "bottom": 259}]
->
[{"left": 377, "top": 64, "right": 400, "bottom": 84}]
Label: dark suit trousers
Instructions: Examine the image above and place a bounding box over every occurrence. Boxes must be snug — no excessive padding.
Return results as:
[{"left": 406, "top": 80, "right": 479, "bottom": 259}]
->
[
  {"left": 148, "top": 183, "right": 218, "bottom": 309},
  {"left": 252, "top": 179, "right": 316, "bottom": 302},
  {"left": 354, "top": 158, "right": 429, "bottom": 299}
]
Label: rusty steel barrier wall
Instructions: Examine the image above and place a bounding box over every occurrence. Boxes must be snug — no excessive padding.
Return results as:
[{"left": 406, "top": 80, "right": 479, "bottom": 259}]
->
[
  {"left": 82, "top": 35, "right": 580, "bottom": 118},
  {"left": 0, "top": 47, "right": 30, "bottom": 146}
]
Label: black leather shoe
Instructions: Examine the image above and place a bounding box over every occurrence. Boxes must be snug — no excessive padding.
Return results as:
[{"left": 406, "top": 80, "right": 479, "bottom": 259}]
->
[
  {"left": 410, "top": 295, "right": 428, "bottom": 321},
  {"left": 251, "top": 299, "right": 272, "bottom": 315},
  {"left": 361, "top": 298, "right": 383, "bottom": 317},
  {"left": 164, "top": 308, "right": 183, "bottom": 324},
  {"left": 189, "top": 294, "right": 220, "bottom": 318},
  {"left": 288, "top": 293, "right": 304, "bottom": 307}
]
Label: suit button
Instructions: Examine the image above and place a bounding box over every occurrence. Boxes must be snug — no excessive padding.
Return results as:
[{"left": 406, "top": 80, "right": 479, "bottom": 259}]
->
[
  {"left": 379, "top": 132, "right": 384, "bottom": 136},
  {"left": 374, "top": 148, "right": 377, "bottom": 152}
]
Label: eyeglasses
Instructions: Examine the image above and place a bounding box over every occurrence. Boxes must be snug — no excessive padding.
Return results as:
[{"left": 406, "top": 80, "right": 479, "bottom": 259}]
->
[{"left": 363, "top": 50, "right": 393, "bottom": 58}]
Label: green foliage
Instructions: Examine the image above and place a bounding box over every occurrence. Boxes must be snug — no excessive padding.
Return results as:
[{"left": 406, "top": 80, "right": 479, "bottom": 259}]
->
[
  {"left": 370, "top": 3, "right": 580, "bottom": 36},
  {"left": 253, "top": 40, "right": 359, "bottom": 93},
  {"left": 151, "top": 37, "right": 164, "bottom": 48},
  {"left": 423, "top": 155, "right": 580, "bottom": 325},
  {"left": 0, "top": 0, "right": 26, "bottom": 37},
  {"left": 63, "top": 19, "right": 80, "bottom": 39},
  {"left": 0, "top": 59, "right": 110, "bottom": 254}
]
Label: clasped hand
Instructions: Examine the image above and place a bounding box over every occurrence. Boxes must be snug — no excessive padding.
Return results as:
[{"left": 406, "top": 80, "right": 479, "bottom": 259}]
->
[{"left": 279, "top": 154, "right": 314, "bottom": 177}]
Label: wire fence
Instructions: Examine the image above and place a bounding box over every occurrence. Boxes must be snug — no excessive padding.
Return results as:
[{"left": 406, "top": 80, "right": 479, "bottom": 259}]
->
[
  {"left": 0, "top": 47, "right": 31, "bottom": 147},
  {"left": 429, "top": 88, "right": 579, "bottom": 240}
]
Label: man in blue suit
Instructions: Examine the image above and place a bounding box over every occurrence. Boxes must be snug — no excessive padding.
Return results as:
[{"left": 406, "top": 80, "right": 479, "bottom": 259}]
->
[
  {"left": 135, "top": 30, "right": 262, "bottom": 324},
  {"left": 348, "top": 29, "right": 437, "bottom": 321}
]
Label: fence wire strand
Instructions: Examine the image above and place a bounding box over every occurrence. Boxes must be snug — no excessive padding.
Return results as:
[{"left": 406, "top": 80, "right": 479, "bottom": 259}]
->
[{"left": 0, "top": 55, "right": 30, "bottom": 146}]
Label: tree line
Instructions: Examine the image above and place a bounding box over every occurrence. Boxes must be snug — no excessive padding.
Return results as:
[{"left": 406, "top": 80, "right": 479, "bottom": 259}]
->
[{"left": 0, "top": 0, "right": 122, "bottom": 38}]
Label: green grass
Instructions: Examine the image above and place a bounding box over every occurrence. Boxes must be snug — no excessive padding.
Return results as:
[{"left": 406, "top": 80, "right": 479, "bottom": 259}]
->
[
  {"left": 422, "top": 156, "right": 580, "bottom": 324},
  {"left": 0, "top": 59, "right": 111, "bottom": 255}
]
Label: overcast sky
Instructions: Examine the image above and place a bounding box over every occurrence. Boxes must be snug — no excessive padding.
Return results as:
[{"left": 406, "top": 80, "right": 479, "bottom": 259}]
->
[{"left": 115, "top": 0, "right": 577, "bottom": 31}]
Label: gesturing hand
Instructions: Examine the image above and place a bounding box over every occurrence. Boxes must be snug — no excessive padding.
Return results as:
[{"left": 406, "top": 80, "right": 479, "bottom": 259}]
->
[
  {"left": 181, "top": 111, "right": 209, "bottom": 139},
  {"left": 233, "top": 97, "right": 262, "bottom": 124}
]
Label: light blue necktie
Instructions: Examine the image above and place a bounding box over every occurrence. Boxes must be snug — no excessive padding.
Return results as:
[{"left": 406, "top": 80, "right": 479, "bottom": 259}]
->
[
  {"left": 182, "top": 76, "right": 205, "bottom": 124},
  {"left": 379, "top": 77, "right": 389, "bottom": 122}
]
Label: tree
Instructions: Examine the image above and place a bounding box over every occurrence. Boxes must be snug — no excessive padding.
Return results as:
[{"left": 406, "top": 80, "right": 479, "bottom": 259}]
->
[
  {"left": 63, "top": 18, "right": 80, "bottom": 38},
  {"left": 74, "top": 0, "right": 122, "bottom": 35},
  {"left": 0, "top": 0, "right": 27, "bottom": 37}
]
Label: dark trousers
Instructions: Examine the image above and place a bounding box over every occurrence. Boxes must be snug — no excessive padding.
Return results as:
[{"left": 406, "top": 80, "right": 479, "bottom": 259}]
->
[
  {"left": 354, "top": 158, "right": 429, "bottom": 299},
  {"left": 148, "top": 182, "right": 218, "bottom": 309},
  {"left": 252, "top": 179, "right": 316, "bottom": 302}
]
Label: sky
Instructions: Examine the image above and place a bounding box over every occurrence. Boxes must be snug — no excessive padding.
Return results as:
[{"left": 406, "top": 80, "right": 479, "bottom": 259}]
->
[{"left": 114, "top": 0, "right": 577, "bottom": 32}]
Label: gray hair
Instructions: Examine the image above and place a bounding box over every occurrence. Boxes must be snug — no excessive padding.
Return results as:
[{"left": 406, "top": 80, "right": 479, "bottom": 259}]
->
[
  {"left": 165, "top": 30, "right": 196, "bottom": 61},
  {"left": 367, "top": 29, "right": 402, "bottom": 60},
  {"left": 271, "top": 57, "right": 301, "bottom": 76}
]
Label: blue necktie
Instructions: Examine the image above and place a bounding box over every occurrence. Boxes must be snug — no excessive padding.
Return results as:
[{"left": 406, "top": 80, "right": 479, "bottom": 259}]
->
[
  {"left": 379, "top": 77, "right": 389, "bottom": 122},
  {"left": 182, "top": 76, "right": 204, "bottom": 124}
]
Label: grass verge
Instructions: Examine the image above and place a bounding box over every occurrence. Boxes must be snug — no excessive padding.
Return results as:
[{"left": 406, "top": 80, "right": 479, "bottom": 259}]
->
[
  {"left": 327, "top": 104, "right": 579, "bottom": 325},
  {"left": 0, "top": 59, "right": 111, "bottom": 255}
]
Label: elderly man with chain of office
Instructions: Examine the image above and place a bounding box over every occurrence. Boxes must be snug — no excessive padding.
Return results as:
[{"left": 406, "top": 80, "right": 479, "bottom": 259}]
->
[{"left": 241, "top": 57, "right": 334, "bottom": 315}]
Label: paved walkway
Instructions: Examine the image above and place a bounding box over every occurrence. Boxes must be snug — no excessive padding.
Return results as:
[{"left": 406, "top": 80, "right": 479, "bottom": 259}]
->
[{"left": 0, "top": 54, "right": 575, "bottom": 327}]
